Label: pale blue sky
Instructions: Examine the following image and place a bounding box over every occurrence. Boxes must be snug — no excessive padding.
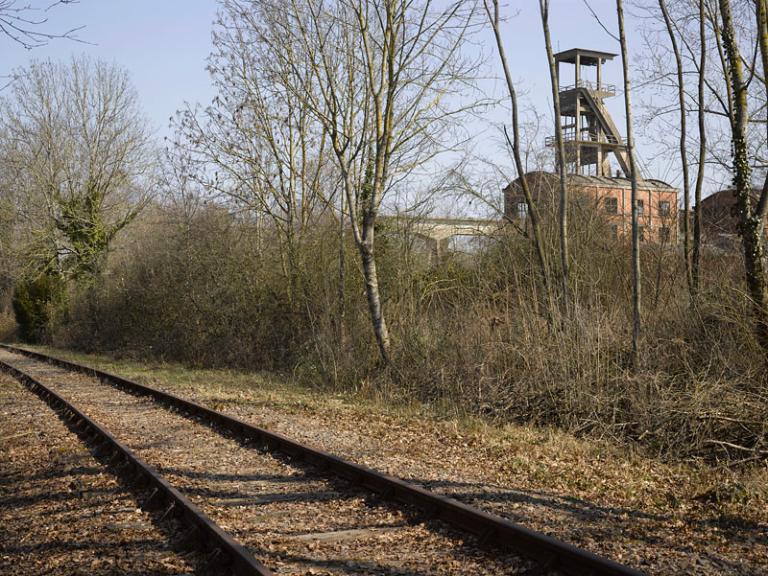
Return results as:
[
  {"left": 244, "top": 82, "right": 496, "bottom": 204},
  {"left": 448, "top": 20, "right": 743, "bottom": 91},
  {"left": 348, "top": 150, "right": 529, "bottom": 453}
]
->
[
  {"left": 3, "top": 1, "right": 701, "bottom": 200},
  {"left": 1, "top": 1, "right": 627, "bottom": 134},
  {"left": 3, "top": 1, "right": 219, "bottom": 138}
]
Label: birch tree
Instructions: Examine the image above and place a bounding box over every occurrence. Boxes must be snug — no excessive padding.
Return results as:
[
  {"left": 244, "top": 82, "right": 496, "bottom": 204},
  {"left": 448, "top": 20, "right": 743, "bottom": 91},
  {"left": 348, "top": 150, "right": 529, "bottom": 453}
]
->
[
  {"left": 283, "top": 0, "right": 479, "bottom": 363},
  {"left": 617, "top": 0, "right": 642, "bottom": 359}
]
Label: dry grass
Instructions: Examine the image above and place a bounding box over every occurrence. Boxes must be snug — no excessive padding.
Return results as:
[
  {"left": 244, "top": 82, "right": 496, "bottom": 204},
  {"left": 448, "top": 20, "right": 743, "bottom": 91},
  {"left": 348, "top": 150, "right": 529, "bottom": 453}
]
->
[
  {"left": 28, "top": 343, "right": 768, "bottom": 514},
  {"left": 27, "top": 204, "right": 768, "bottom": 465},
  {"left": 20, "top": 343, "right": 768, "bottom": 575}
]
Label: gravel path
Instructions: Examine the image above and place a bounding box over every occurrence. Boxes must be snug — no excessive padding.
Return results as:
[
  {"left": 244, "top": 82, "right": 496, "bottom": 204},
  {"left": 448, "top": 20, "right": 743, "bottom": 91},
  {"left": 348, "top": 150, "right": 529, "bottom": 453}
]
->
[
  {"left": 0, "top": 350, "right": 543, "bottom": 576},
  {"left": 0, "top": 373, "right": 196, "bottom": 576}
]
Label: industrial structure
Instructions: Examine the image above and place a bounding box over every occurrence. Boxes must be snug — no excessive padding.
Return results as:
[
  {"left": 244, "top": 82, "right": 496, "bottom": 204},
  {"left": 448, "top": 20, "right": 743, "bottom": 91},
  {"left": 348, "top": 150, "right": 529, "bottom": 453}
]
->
[
  {"left": 545, "top": 48, "right": 628, "bottom": 177},
  {"left": 393, "top": 47, "right": 679, "bottom": 258},
  {"left": 505, "top": 48, "right": 678, "bottom": 244}
]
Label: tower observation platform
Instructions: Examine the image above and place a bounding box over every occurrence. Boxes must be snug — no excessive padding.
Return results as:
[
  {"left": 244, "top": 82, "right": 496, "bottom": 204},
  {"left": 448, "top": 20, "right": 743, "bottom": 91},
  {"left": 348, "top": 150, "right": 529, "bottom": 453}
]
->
[{"left": 545, "top": 48, "right": 630, "bottom": 177}]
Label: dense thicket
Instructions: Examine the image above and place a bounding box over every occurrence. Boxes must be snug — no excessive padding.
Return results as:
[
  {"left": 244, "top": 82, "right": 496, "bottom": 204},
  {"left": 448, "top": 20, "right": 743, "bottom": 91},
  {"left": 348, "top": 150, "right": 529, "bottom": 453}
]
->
[{"left": 43, "top": 200, "right": 767, "bottom": 461}]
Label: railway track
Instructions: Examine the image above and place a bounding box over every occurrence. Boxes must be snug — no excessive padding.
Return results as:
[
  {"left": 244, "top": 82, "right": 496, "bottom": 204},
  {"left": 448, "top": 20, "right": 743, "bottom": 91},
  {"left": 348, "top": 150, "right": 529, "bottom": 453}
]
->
[
  {"left": 0, "top": 374, "right": 200, "bottom": 575},
  {"left": 0, "top": 344, "right": 645, "bottom": 576}
]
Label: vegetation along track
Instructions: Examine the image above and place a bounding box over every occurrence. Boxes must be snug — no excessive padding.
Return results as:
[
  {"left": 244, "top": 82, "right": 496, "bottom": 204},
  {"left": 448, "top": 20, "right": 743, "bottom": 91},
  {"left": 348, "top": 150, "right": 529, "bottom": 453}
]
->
[{"left": 0, "top": 344, "right": 644, "bottom": 576}]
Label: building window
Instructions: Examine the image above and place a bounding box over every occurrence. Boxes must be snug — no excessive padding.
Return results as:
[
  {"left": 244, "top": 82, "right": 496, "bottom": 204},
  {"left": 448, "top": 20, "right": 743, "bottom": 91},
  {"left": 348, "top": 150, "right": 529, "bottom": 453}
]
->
[
  {"left": 660, "top": 226, "right": 671, "bottom": 243},
  {"left": 638, "top": 226, "right": 646, "bottom": 242},
  {"left": 659, "top": 200, "right": 671, "bottom": 216},
  {"left": 604, "top": 197, "right": 618, "bottom": 214},
  {"left": 637, "top": 199, "right": 645, "bottom": 216},
  {"left": 516, "top": 201, "right": 528, "bottom": 219},
  {"left": 610, "top": 224, "right": 619, "bottom": 239}
]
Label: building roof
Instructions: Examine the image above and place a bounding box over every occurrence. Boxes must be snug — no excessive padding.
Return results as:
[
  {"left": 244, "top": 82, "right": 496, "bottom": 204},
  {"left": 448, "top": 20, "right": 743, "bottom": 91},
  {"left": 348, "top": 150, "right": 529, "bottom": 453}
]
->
[
  {"left": 699, "top": 187, "right": 761, "bottom": 207},
  {"left": 505, "top": 171, "right": 676, "bottom": 192},
  {"left": 554, "top": 48, "right": 617, "bottom": 65},
  {"left": 567, "top": 174, "right": 675, "bottom": 190}
]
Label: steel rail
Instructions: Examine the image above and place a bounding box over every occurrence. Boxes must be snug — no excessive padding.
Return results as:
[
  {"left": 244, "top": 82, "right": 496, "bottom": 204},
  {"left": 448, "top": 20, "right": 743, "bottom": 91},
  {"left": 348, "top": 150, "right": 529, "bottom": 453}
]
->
[
  {"left": 0, "top": 354, "right": 274, "bottom": 576},
  {"left": 1, "top": 344, "right": 646, "bottom": 576}
]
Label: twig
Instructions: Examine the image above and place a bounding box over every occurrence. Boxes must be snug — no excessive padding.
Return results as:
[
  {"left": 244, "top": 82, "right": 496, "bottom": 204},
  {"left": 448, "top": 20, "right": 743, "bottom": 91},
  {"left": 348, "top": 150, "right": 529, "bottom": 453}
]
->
[
  {"left": 0, "top": 430, "right": 37, "bottom": 441},
  {"left": 705, "top": 439, "right": 767, "bottom": 454},
  {"left": 581, "top": 0, "right": 619, "bottom": 42}
]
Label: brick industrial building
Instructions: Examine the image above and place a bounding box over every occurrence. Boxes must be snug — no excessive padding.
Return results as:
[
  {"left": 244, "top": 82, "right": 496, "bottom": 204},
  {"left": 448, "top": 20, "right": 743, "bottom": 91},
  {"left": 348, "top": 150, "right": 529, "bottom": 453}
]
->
[
  {"left": 504, "top": 48, "right": 678, "bottom": 243},
  {"left": 504, "top": 172, "right": 678, "bottom": 243},
  {"left": 691, "top": 188, "right": 763, "bottom": 249}
]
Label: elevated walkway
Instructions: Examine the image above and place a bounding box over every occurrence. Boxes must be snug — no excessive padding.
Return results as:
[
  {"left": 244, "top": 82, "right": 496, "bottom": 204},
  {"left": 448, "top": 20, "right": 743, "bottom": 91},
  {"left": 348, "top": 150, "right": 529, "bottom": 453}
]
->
[{"left": 380, "top": 215, "right": 501, "bottom": 260}]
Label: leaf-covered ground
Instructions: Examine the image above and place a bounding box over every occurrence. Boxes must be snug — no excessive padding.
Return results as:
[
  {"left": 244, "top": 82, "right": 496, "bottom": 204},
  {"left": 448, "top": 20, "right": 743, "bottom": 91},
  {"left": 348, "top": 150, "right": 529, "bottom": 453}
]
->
[
  {"left": 24, "top": 346, "right": 768, "bottom": 575},
  {"left": 0, "top": 374, "right": 196, "bottom": 576},
  {"left": 1, "top": 349, "right": 539, "bottom": 575}
]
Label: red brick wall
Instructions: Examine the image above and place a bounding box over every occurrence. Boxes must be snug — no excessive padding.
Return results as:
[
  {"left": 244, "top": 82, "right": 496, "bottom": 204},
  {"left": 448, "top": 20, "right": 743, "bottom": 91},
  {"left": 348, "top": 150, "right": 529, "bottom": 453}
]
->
[
  {"left": 504, "top": 176, "right": 678, "bottom": 244},
  {"left": 582, "top": 185, "right": 678, "bottom": 243}
]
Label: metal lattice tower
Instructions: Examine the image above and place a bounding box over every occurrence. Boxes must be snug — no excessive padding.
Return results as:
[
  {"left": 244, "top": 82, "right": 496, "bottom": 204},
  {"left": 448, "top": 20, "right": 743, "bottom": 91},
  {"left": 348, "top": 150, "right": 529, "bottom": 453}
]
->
[{"left": 547, "top": 48, "right": 629, "bottom": 177}]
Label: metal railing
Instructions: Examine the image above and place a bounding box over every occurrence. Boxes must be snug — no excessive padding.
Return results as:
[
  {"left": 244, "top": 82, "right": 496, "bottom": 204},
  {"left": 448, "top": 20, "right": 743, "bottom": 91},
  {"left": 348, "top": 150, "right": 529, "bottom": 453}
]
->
[
  {"left": 545, "top": 128, "right": 620, "bottom": 147},
  {"left": 560, "top": 79, "right": 616, "bottom": 96}
]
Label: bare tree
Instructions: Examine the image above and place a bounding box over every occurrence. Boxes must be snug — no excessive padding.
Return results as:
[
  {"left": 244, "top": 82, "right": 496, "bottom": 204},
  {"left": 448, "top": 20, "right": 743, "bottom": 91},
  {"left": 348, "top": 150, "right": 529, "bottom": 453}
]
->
[
  {"left": 617, "top": 0, "right": 642, "bottom": 359},
  {"left": 0, "top": 1, "right": 81, "bottom": 49},
  {"left": 539, "top": 0, "right": 570, "bottom": 315},
  {"left": 483, "top": 0, "right": 554, "bottom": 318},
  {"left": 171, "top": 0, "right": 333, "bottom": 305},
  {"left": 284, "top": 0, "right": 479, "bottom": 364},
  {"left": 0, "top": 57, "right": 153, "bottom": 278},
  {"left": 658, "top": 0, "right": 694, "bottom": 301},
  {"left": 692, "top": 0, "right": 706, "bottom": 300},
  {"left": 718, "top": 0, "right": 768, "bottom": 349},
  {"left": 637, "top": 0, "right": 768, "bottom": 312}
]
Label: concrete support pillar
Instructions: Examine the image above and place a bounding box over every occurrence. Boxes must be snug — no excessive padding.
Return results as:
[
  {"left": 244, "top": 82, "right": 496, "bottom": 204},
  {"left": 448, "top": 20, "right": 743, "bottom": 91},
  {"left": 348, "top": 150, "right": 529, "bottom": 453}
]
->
[
  {"left": 575, "top": 53, "right": 581, "bottom": 87},
  {"left": 431, "top": 237, "right": 451, "bottom": 264},
  {"left": 597, "top": 58, "right": 602, "bottom": 91}
]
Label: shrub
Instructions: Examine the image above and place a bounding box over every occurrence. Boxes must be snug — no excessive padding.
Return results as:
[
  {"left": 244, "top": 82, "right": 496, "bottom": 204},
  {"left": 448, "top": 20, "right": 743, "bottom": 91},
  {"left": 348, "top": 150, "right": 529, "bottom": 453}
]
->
[
  {"left": 49, "top": 201, "right": 768, "bottom": 462},
  {"left": 12, "top": 274, "right": 64, "bottom": 343}
]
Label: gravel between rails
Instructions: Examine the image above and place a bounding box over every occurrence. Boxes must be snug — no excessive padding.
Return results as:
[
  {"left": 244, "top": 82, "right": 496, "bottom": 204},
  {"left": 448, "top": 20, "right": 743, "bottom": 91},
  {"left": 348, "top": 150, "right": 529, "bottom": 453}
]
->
[
  {"left": 0, "top": 350, "right": 547, "bottom": 576},
  {"left": 0, "top": 373, "right": 197, "bottom": 576}
]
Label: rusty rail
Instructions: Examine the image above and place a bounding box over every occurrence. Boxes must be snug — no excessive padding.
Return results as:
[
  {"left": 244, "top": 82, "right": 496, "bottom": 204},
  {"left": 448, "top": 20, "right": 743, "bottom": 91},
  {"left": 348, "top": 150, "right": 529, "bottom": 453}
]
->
[
  {"left": 0, "top": 353, "right": 273, "bottom": 576},
  {"left": 0, "top": 344, "right": 646, "bottom": 576}
]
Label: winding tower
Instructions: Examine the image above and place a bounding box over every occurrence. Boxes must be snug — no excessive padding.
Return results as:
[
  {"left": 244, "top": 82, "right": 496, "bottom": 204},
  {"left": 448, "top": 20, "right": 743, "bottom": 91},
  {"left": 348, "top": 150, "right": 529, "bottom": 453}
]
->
[{"left": 546, "top": 48, "right": 630, "bottom": 177}]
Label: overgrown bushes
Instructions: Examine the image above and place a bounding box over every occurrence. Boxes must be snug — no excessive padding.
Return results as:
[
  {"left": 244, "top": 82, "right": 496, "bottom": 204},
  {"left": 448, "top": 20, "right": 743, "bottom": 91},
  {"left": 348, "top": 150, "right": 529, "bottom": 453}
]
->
[
  {"left": 47, "top": 201, "right": 768, "bottom": 462},
  {"left": 12, "top": 273, "right": 65, "bottom": 343}
]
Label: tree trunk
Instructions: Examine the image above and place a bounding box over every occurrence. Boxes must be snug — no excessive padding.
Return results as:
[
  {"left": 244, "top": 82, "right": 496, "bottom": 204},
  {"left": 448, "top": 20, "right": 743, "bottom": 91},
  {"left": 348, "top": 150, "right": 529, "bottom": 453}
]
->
[
  {"left": 360, "top": 213, "right": 391, "bottom": 364},
  {"left": 692, "top": 0, "right": 707, "bottom": 301},
  {"left": 720, "top": 0, "right": 768, "bottom": 349},
  {"left": 659, "top": 0, "right": 693, "bottom": 302},
  {"left": 337, "top": 189, "right": 347, "bottom": 346},
  {"left": 539, "top": 0, "right": 570, "bottom": 316},
  {"left": 617, "top": 0, "right": 642, "bottom": 361},
  {"left": 484, "top": 0, "right": 555, "bottom": 318}
]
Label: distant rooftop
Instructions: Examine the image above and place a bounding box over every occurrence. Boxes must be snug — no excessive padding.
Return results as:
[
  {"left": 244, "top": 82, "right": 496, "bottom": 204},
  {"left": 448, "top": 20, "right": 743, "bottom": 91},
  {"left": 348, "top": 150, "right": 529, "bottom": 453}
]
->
[
  {"left": 567, "top": 174, "right": 675, "bottom": 190},
  {"left": 507, "top": 172, "right": 676, "bottom": 191},
  {"left": 554, "top": 48, "right": 617, "bottom": 65}
]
